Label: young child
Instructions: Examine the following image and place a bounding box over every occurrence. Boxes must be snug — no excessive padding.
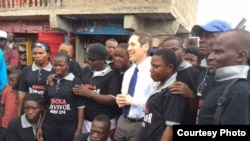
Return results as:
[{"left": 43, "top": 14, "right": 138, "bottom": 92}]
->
[
  {"left": 7, "top": 94, "right": 45, "bottom": 141},
  {"left": 0, "top": 70, "right": 22, "bottom": 129}
]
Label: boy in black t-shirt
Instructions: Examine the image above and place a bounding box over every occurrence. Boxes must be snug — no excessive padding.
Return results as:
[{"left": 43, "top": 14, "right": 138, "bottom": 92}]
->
[{"left": 7, "top": 94, "right": 45, "bottom": 141}]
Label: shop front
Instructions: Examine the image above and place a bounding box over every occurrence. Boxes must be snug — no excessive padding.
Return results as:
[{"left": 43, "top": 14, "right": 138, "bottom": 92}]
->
[
  {"left": 0, "top": 20, "right": 65, "bottom": 66},
  {"left": 71, "top": 19, "right": 131, "bottom": 65}
]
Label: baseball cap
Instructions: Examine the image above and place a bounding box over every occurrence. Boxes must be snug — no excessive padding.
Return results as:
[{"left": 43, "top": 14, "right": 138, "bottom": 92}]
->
[
  {"left": 0, "top": 30, "right": 7, "bottom": 39},
  {"left": 88, "top": 43, "right": 107, "bottom": 60},
  {"left": 191, "top": 20, "right": 232, "bottom": 36}
]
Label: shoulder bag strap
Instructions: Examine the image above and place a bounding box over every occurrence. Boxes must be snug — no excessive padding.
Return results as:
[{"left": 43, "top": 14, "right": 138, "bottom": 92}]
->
[{"left": 213, "top": 79, "right": 239, "bottom": 124}]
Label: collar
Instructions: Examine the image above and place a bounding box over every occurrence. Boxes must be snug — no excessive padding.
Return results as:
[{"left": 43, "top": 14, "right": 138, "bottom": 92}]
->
[
  {"left": 106, "top": 60, "right": 113, "bottom": 64},
  {"left": 178, "top": 60, "right": 192, "bottom": 71},
  {"left": 54, "top": 73, "right": 75, "bottom": 81},
  {"left": 87, "top": 135, "right": 112, "bottom": 141},
  {"left": 214, "top": 65, "right": 249, "bottom": 82},
  {"left": 63, "top": 73, "right": 74, "bottom": 81},
  {"left": 136, "top": 56, "right": 151, "bottom": 71},
  {"left": 92, "top": 65, "right": 112, "bottom": 77},
  {"left": 32, "top": 62, "right": 52, "bottom": 71},
  {"left": 200, "top": 58, "right": 208, "bottom": 67},
  {"left": 55, "top": 73, "right": 75, "bottom": 81},
  {"left": 21, "top": 114, "right": 41, "bottom": 128},
  {"left": 152, "top": 72, "right": 177, "bottom": 94}
]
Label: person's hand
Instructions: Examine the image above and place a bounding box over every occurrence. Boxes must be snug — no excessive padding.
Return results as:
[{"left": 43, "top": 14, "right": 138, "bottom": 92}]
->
[
  {"left": 73, "top": 129, "right": 82, "bottom": 141},
  {"left": 37, "top": 127, "right": 44, "bottom": 141},
  {"left": 46, "top": 73, "right": 56, "bottom": 86},
  {"left": 116, "top": 94, "right": 125, "bottom": 107},
  {"left": 73, "top": 84, "right": 92, "bottom": 97},
  {"left": 169, "top": 81, "right": 194, "bottom": 99},
  {"left": 116, "top": 93, "right": 132, "bottom": 106}
]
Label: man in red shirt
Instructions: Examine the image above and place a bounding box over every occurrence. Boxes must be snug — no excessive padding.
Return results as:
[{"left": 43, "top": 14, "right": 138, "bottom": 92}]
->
[{"left": 4, "top": 32, "right": 19, "bottom": 73}]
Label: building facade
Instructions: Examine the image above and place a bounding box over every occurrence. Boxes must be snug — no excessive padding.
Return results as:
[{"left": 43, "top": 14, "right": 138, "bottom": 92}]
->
[{"left": 0, "top": 0, "right": 198, "bottom": 66}]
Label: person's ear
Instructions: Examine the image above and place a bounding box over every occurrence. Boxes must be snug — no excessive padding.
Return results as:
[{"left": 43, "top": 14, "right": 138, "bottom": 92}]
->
[
  {"left": 142, "top": 43, "right": 150, "bottom": 53},
  {"left": 236, "top": 50, "right": 247, "bottom": 64},
  {"left": 166, "top": 64, "right": 174, "bottom": 75},
  {"left": 47, "top": 52, "right": 51, "bottom": 58}
]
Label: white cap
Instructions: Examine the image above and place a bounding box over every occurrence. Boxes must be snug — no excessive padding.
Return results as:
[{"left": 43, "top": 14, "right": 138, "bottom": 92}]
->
[{"left": 0, "top": 30, "right": 7, "bottom": 39}]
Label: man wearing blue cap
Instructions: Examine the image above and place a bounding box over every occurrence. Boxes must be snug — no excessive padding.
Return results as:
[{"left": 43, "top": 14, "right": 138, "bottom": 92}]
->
[
  {"left": 191, "top": 19, "right": 232, "bottom": 67},
  {"left": 198, "top": 29, "right": 250, "bottom": 124},
  {"left": 191, "top": 20, "right": 232, "bottom": 124}
]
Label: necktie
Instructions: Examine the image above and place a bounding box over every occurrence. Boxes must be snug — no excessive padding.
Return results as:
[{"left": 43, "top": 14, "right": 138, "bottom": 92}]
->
[{"left": 122, "top": 67, "right": 138, "bottom": 116}]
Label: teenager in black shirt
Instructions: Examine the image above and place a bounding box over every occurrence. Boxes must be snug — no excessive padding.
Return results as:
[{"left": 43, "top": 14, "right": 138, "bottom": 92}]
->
[
  {"left": 37, "top": 52, "right": 85, "bottom": 141},
  {"left": 18, "top": 41, "right": 53, "bottom": 116},
  {"left": 140, "top": 48, "right": 189, "bottom": 141},
  {"left": 7, "top": 94, "right": 45, "bottom": 141}
]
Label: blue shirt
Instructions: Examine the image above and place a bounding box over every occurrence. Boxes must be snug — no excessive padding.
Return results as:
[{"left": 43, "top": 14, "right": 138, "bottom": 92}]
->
[{"left": 0, "top": 49, "right": 8, "bottom": 93}]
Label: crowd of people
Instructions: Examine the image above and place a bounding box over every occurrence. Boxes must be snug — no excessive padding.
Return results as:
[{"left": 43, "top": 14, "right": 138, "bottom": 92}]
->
[{"left": 0, "top": 19, "right": 250, "bottom": 141}]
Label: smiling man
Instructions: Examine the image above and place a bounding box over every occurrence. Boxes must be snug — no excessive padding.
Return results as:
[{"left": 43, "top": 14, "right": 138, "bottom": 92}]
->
[
  {"left": 198, "top": 29, "right": 250, "bottom": 124},
  {"left": 115, "top": 31, "right": 155, "bottom": 141}
]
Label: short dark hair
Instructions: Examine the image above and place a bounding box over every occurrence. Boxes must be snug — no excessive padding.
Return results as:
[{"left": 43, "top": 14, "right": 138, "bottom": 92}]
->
[
  {"left": 154, "top": 48, "right": 178, "bottom": 72},
  {"left": 117, "top": 43, "right": 129, "bottom": 56},
  {"left": 93, "top": 114, "right": 111, "bottom": 130},
  {"left": 9, "top": 69, "right": 22, "bottom": 90},
  {"left": 132, "top": 31, "right": 153, "bottom": 55},
  {"left": 185, "top": 46, "right": 201, "bottom": 63},
  {"left": 163, "top": 36, "right": 184, "bottom": 48},
  {"left": 54, "top": 52, "right": 70, "bottom": 64},
  {"left": 117, "top": 43, "right": 128, "bottom": 49},
  {"left": 105, "top": 38, "right": 118, "bottom": 44},
  {"left": 23, "top": 94, "right": 45, "bottom": 107}
]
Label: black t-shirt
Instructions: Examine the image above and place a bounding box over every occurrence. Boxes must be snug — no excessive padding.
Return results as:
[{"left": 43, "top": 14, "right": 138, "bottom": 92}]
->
[
  {"left": 19, "top": 65, "right": 53, "bottom": 96},
  {"left": 7, "top": 117, "right": 37, "bottom": 141},
  {"left": 44, "top": 73, "right": 85, "bottom": 129},
  {"left": 177, "top": 67, "right": 199, "bottom": 124},
  {"left": 69, "top": 59, "right": 81, "bottom": 76},
  {"left": 199, "top": 79, "right": 250, "bottom": 124},
  {"left": 177, "top": 67, "right": 199, "bottom": 94},
  {"left": 140, "top": 88, "right": 188, "bottom": 141},
  {"left": 78, "top": 66, "right": 120, "bottom": 121},
  {"left": 196, "top": 69, "right": 214, "bottom": 122}
]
